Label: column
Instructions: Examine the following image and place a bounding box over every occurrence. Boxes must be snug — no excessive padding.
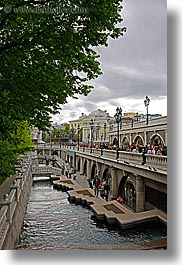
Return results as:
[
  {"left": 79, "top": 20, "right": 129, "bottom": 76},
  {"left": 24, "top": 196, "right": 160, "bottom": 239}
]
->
[
  {"left": 110, "top": 167, "right": 118, "bottom": 199},
  {"left": 80, "top": 157, "right": 84, "bottom": 175},
  {"left": 87, "top": 159, "right": 91, "bottom": 179},
  {"left": 82, "top": 127, "right": 85, "bottom": 142},
  {"left": 135, "top": 175, "right": 144, "bottom": 212},
  {"left": 129, "top": 133, "right": 132, "bottom": 145},
  {"left": 96, "top": 162, "right": 101, "bottom": 178},
  {"left": 165, "top": 130, "right": 167, "bottom": 146},
  {"left": 144, "top": 131, "right": 147, "bottom": 145}
]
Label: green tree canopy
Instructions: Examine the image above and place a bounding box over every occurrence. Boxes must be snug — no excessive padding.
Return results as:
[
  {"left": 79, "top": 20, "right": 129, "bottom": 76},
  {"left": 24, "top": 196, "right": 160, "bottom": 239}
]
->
[
  {"left": 0, "top": 0, "right": 126, "bottom": 179},
  {"left": 0, "top": 0, "right": 126, "bottom": 131}
]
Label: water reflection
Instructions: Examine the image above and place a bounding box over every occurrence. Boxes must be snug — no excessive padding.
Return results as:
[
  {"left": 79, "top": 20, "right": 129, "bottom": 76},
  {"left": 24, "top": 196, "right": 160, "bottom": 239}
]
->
[{"left": 16, "top": 180, "right": 167, "bottom": 250}]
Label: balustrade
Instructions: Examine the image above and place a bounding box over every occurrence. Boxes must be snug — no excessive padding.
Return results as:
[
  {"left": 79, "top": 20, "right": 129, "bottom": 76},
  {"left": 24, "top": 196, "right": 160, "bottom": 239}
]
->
[
  {"left": 36, "top": 144, "right": 167, "bottom": 171},
  {"left": 0, "top": 163, "right": 32, "bottom": 249}
]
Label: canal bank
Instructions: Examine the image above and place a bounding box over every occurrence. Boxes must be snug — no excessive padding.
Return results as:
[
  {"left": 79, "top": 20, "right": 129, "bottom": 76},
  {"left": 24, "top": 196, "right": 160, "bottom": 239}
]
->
[{"left": 16, "top": 178, "right": 167, "bottom": 250}]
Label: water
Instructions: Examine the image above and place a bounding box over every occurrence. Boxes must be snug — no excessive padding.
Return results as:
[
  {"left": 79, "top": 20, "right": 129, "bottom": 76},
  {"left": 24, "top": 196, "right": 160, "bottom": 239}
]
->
[{"left": 16, "top": 181, "right": 167, "bottom": 250}]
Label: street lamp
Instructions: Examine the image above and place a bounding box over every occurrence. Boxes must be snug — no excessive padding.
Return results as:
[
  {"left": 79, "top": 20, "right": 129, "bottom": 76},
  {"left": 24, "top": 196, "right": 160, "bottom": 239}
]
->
[
  {"left": 90, "top": 119, "right": 94, "bottom": 153},
  {"left": 114, "top": 107, "right": 122, "bottom": 159},
  {"left": 144, "top": 96, "right": 150, "bottom": 125},
  {"left": 77, "top": 124, "right": 80, "bottom": 150},
  {"left": 104, "top": 123, "right": 107, "bottom": 141}
]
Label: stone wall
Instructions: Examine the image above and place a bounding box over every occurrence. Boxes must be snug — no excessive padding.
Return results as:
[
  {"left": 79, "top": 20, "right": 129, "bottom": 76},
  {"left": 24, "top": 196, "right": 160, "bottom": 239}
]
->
[{"left": 0, "top": 157, "right": 32, "bottom": 250}]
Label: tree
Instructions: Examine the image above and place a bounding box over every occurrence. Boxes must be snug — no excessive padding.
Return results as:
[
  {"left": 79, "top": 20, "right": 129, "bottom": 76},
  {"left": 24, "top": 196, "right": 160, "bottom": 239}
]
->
[
  {"left": 0, "top": 0, "right": 126, "bottom": 179},
  {"left": 0, "top": 121, "right": 34, "bottom": 179},
  {"left": 0, "top": 0, "right": 126, "bottom": 130}
]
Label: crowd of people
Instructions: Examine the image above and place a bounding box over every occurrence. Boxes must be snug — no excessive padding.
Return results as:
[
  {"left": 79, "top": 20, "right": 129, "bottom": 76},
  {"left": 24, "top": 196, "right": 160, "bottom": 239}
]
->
[
  {"left": 88, "top": 175, "right": 110, "bottom": 201},
  {"left": 80, "top": 142, "right": 167, "bottom": 156}
]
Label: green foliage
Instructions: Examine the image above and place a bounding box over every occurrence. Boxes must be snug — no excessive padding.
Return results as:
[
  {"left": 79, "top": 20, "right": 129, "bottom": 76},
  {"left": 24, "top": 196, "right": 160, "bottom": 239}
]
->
[
  {"left": 0, "top": 0, "right": 126, "bottom": 129},
  {"left": 0, "top": 121, "right": 34, "bottom": 178},
  {"left": 0, "top": 0, "right": 126, "bottom": 180}
]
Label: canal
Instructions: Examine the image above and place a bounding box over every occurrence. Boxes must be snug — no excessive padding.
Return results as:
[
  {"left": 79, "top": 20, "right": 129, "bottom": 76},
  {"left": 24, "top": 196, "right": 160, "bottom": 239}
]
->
[{"left": 16, "top": 180, "right": 167, "bottom": 250}]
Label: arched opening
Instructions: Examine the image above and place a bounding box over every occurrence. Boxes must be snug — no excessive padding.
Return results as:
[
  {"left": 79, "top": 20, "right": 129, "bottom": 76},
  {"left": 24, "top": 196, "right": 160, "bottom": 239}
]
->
[
  {"left": 91, "top": 163, "right": 97, "bottom": 180},
  {"left": 102, "top": 168, "right": 112, "bottom": 189},
  {"left": 133, "top": 135, "right": 144, "bottom": 145},
  {"left": 118, "top": 176, "right": 136, "bottom": 211},
  {"left": 121, "top": 136, "right": 129, "bottom": 145},
  {"left": 150, "top": 134, "right": 164, "bottom": 146},
  {"left": 113, "top": 137, "right": 118, "bottom": 146}
]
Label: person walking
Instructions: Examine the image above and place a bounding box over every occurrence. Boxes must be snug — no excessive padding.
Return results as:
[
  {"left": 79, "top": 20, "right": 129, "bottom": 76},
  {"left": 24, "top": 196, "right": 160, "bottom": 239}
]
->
[
  {"left": 93, "top": 175, "right": 100, "bottom": 197},
  {"left": 104, "top": 181, "right": 110, "bottom": 201}
]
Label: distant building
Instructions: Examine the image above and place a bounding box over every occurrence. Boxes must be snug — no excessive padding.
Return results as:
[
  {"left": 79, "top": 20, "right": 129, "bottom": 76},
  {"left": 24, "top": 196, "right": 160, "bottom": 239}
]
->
[{"left": 69, "top": 109, "right": 112, "bottom": 143}]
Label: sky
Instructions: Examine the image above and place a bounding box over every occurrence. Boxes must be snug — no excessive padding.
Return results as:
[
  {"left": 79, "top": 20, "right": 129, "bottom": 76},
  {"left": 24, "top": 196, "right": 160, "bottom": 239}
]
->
[{"left": 53, "top": 0, "right": 167, "bottom": 124}]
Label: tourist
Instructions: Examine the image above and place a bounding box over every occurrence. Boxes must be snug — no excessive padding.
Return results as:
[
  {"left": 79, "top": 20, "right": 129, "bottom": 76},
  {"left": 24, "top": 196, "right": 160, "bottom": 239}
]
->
[
  {"left": 61, "top": 164, "right": 65, "bottom": 175},
  {"left": 117, "top": 196, "right": 123, "bottom": 204},
  {"left": 103, "top": 181, "right": 110, "bottom": 201},
  {"left": 87, "top": 179, "right": 93, "bottom": 189},
  {"left": 93, "top": 175, "right": 100, "bottom": 197}
]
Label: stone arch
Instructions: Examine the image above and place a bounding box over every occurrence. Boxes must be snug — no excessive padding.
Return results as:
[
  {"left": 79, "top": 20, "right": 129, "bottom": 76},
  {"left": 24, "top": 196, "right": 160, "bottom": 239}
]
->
[
  {"left": 102, "top": 167, "right": 111, "bottom": 180},
  {"left": 113, "top": 137, "right": 118, "bottom": 146},
  {"left": 133, "top": 135, "right": 144, "bottom": 145},
  {"left": 149, "top": 133, "right": 164, "bottom": 146},
  {"left": 91, "top": 163, "right": 97, "bottom": 180},
  {"left": 101, "top": 167, "right": 112, "bottom": 187},
  {"left": 121, "top": 136, "right": 129, "bottom": 145},
  {"left": 118, "top": 175, "right": 136, "bottom": 210}
]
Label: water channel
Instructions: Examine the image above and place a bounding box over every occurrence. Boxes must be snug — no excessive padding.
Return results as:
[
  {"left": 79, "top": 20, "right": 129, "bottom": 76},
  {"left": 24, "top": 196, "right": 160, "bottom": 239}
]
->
[{"left": 16, "top": 180, "right": 167, "bottom": 250}]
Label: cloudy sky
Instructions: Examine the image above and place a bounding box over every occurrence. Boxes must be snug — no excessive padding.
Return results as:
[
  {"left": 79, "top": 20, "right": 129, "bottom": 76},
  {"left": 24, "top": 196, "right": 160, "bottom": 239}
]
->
[{"left": 53, "top": 0, "right": 167, "bottom": 124}]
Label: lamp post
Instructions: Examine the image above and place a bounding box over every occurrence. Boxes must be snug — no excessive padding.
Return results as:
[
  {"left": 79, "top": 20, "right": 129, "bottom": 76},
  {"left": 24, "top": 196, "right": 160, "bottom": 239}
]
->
[
  {"left": 77, "top": 124, "right": 80, "bottom": 150},
  {"left": 144, "top": 96, "right": 150, "bottom": 125},
  {"left": 114, "top": 107, "right": 122, "bottom": 159},
  {"left": 104, "top": 123, "right": 107, "bottom": 141},
  {"left": 90, "top": 119, "right": 94, "bottom": 153}
]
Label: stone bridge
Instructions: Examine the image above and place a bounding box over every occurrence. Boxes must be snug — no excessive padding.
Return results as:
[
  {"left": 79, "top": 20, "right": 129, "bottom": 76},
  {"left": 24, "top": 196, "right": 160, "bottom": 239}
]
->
[{"left": 36, "top": 144, "right": 167, "bottom": 214}]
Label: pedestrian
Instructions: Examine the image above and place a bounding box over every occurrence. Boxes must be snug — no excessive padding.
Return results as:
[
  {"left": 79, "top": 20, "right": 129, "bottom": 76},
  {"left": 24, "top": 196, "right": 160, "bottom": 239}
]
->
[
  {"left": 61, "top": 164, "right": 65, "bottom": 175},
  {"left": 117, "top": 196, "right": 123, "bottom": 204},
  {"left": 104, "top": 181, "right": 110, "bottom": 201},
  {"left": 73, "top": 171, "right": 77, "bottom": 180},
  {"left": 93, "top": 175, "right": 100, "bottom": 197},
  {"left": 68, "top": 168, "right": 72, "bottom": 178}
]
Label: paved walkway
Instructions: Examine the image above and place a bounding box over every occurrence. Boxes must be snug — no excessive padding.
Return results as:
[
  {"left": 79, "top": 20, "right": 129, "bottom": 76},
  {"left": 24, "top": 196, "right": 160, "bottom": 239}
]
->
[{"left": 74, "top": 172, "right": 89, "bottom": 189}]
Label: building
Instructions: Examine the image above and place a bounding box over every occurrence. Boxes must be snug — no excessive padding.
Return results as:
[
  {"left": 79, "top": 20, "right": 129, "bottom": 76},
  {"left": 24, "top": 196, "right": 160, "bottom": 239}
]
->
[{"left": 69, "top": 109, "right": 113, "bottom": 144}]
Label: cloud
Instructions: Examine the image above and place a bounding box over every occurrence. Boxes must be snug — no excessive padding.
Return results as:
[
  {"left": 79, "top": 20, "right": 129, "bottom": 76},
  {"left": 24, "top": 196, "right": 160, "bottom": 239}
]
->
[{"left": 53, "top": 0, "right": 167, "bottom": 124}]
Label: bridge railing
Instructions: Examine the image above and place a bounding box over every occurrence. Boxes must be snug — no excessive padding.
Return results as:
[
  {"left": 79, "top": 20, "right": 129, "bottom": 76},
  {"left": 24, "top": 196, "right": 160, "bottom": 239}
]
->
[
  {"left": 32, "top": 165, "right": 62, "bottom": 176},
  {"left": 0, "top": 163, "right": 32, "bottom": 249},
  {"left": 37, "top": 144, "right": 167, "bottom": 171},
  {"left": 145, "top": 154, "right": 167, "bottom": 171}
]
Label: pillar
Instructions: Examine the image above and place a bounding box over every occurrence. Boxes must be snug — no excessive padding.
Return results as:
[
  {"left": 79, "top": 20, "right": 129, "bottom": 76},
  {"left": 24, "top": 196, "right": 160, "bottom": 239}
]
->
[
  {"left": 110, "top": 167, "right": 118, "bottom": 199},
  {"left": 135, "top": 175, "right": 144, "bottom": 212},
  {"left": 80, "top": 157, "right": 84, "bottom": 175},
  {"left": 165, "top": 130, "right": 167, "bottom": 146},
  {"left": 129, "top": 133, "right": 132, "bottom": 145},
  {"left": 96, "top": 162, "right": 101, "bottom": 178},
  {"left": 144, "top": 131, "right": 147, "bottom": 145},
  {"left": 87, "top": 159, "right": 91, "bottom": 179}
]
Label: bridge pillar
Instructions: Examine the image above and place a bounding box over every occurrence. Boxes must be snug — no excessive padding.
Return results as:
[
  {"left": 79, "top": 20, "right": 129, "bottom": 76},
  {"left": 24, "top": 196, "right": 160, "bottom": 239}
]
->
[
  {"left": 144, "top": 131, "right": 147, "bottom": 145},
  {"left": 110, "top": 167, "right": 118, "bottom": 199},
  {"left": 135, "top": 175, "right": 144, "bottom": 212},
  {"left": 96, "top": 162, "right": 101, "bottom": 178},
  {"left": 80, "top": 157, "right": 84, "bottom": 175},
  {"left": 87, "top": 159, "right": 91, "bottom": 179}
]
